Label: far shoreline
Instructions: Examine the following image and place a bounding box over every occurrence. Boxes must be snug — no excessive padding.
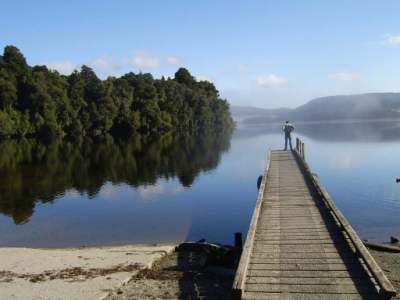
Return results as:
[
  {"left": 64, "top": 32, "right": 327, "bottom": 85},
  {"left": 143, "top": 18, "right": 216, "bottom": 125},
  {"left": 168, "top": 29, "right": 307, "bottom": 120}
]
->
[{"left": 237, "top": 117, "right": 400, "bottom": 127}]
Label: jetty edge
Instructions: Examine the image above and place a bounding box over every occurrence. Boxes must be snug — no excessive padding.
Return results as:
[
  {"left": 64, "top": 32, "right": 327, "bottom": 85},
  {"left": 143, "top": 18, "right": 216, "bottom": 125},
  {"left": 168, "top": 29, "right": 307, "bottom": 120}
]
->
[{"left": 232, "top": 138, "right": 396, "bottom": 300}]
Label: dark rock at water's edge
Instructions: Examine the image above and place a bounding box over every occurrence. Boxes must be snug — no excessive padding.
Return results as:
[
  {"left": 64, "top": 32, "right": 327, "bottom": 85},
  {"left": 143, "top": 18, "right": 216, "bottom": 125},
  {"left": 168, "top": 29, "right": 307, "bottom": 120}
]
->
[
  {"left": 390, "top": 236, "right": 400, "bottom": 245},
  {"left": 176, "top": 241, "right": 238, "bottom": 268}
]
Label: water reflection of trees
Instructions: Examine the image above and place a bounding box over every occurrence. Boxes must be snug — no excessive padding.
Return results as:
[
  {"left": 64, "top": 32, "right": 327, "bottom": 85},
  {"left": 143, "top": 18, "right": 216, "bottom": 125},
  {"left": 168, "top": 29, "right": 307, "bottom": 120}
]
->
[{"left": 0, "top": 130, "right": 232, "bottom": 224}]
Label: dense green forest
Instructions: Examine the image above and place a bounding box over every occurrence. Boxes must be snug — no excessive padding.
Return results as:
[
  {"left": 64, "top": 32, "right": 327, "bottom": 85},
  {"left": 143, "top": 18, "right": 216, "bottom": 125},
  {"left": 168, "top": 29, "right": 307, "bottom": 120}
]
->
[
  {"left": 0, "top": 46, "right": 233, "bottom": 139},
  {"left": 0, "top": 130, "right": 232, "bottom": 224}
]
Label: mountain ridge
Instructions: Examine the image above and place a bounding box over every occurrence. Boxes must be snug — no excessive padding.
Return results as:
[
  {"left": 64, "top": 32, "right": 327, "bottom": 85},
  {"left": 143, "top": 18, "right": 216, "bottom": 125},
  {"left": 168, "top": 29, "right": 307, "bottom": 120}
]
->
[{"left": 231, "top": 92, "right": 400, "bottom": 124}]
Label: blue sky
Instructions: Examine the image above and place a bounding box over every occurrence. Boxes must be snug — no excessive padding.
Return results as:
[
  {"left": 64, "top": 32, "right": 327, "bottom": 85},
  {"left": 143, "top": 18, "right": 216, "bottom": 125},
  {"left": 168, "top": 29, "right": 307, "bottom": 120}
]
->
[{"left": 1, "top": 0, "right": 400, "bottom": 108}]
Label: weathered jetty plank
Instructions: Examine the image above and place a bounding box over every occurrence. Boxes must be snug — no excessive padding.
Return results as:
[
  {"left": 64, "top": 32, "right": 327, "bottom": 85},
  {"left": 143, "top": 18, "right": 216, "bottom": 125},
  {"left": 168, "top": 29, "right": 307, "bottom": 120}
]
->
[{"left": 232, "top": 141, "right": 396, "bottom": 299}]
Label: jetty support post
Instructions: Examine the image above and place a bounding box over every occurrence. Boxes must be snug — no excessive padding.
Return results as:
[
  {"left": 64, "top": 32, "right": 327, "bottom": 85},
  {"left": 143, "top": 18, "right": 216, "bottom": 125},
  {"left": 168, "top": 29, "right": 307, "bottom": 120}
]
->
[
  {"left": 234, "top": 232, "right": 243, "bottom": 253},
  {"left": 296, "top": 137, "right": 305, "bottom": 161},
  {"left": 233, "top": 232, "right": 243, "bottom": 269}
]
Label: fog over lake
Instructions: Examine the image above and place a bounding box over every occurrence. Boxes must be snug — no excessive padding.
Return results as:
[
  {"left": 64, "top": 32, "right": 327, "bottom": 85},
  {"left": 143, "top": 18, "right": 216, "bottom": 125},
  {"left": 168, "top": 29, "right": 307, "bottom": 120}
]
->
[{"left": 1, "top": 121, "right": 399, "bottom": 247}]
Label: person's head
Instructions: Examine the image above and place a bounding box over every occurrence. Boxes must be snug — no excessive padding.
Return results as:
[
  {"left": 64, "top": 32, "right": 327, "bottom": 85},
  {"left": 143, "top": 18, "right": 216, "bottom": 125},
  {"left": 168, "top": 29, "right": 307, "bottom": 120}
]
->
[{"left": 285, "top": 120, "right": 289, "bottom": 124}]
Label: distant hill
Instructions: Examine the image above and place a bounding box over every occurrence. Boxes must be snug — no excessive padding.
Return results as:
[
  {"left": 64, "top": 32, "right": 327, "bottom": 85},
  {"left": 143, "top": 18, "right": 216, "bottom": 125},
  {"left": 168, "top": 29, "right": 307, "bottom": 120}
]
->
[{"left": 231, "top": 93, "right": 400, "bottom": 124}]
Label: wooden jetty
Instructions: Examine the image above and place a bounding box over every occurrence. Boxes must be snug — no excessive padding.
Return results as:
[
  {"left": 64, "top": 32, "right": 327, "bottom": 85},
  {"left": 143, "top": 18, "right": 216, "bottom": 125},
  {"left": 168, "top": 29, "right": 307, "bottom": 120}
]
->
[{"left": 232, "top": 138, "right": 396, "bottom": 299}]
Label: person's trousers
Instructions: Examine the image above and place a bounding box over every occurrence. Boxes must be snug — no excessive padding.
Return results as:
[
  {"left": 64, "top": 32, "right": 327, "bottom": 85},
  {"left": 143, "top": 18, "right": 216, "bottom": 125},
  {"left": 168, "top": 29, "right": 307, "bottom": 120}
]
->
[{"left": 284, "top": 134, "right": 292, "bottom": 150}]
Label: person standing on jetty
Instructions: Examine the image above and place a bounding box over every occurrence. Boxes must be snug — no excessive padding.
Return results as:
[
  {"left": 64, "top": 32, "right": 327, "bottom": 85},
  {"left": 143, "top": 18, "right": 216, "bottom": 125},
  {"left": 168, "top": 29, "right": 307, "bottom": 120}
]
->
[{"left": 282, "top": 120, "right": 294, "bottom": 150}]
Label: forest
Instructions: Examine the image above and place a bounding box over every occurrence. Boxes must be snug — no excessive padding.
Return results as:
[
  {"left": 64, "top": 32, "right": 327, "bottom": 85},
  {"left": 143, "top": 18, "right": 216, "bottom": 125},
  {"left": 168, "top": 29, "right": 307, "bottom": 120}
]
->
[{"left": 0, "top": 45, "right": 233, "bottom": 139}]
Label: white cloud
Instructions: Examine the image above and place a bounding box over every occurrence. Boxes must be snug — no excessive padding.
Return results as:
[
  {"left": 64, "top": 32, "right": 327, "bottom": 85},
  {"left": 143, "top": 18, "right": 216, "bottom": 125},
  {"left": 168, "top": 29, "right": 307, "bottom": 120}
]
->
[
  {"left": 131, "top": 52, "right": 160, "bottom": 69},
  {"left": 383, "top": 34, "right": 400, "bottom": 45},
  {"left": 137, "top": 182, "right": 185, "bottom": 201},
  {"left": 130, "top": 52, "right": 182, "bottom": 69},
  {"left": 98, "top": 183, "right": 120, "bottom": 200},
  {"left": 196, "top": 75, "right": 213, "bottom": 82},
  {"left": 166, "top": 55, "right": 180, "bottom": 65},
  {"left": 256, "top": 74, "right": 288, "bottom": 87},
  {"left": 64, "top": 189, "right": 82, "bottom": 200},
  {"left": 47, "top": 57, "right": 121, "bottom": 78},
  {"left": 171, "top": 185, "right": 185, "bottom": 194},
  {"left": 329, "top": 72, "right": 359, "bottom": 81},
  {"left": 137, "top": 184, "right": 165, "bottom": 200},
  {"left": 89, "top": 56, "right": 120, "bottom": 76},
  {"left": 46, "top": 61, "right": 77, "bottom": 75}
]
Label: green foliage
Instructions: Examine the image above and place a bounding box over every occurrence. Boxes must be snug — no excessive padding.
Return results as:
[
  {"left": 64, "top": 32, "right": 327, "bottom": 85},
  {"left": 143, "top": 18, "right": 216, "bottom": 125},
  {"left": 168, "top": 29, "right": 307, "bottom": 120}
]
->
[
  {"left": 3, "top": 45, "right": 28, "bottom": 76},
  {"left": 174, "top": 67, "right": 195, "bottom": 85},
  {"left": 0, "top": 46, "right": 233, "bottom": 140}
]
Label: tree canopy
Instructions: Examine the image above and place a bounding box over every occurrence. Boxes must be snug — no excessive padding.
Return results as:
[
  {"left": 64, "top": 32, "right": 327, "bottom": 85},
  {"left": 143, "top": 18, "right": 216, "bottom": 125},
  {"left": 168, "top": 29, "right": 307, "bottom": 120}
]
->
[{"left": 0, "top": 46, "right": 233, "bottom": 139}]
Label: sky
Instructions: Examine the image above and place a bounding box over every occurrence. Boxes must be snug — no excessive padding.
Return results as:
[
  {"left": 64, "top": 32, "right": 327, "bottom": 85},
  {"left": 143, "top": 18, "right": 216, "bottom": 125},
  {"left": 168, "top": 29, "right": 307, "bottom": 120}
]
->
[{"left": 1, "top": 0, "right": 400, "bottom": 108}]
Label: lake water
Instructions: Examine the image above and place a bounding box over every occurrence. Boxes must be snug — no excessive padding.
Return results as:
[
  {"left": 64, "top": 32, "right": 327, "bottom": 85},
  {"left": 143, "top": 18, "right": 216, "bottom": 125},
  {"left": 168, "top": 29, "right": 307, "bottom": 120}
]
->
[{"left": 0, "top": 121, "right": 399, "bottom": 247}]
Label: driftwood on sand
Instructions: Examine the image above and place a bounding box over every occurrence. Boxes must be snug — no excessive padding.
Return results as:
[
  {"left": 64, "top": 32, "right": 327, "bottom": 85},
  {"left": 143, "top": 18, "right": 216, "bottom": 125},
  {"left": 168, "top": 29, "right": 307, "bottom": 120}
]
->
[{"left": 363, "top": 241, "right": 400, "bottom": 253}]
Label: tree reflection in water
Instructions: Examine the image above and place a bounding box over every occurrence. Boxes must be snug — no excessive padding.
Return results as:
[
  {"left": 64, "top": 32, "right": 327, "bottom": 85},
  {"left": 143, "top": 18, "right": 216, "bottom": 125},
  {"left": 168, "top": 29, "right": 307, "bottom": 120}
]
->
[{"left": 0, "top": 130, "right": 232, "bottom": 224}]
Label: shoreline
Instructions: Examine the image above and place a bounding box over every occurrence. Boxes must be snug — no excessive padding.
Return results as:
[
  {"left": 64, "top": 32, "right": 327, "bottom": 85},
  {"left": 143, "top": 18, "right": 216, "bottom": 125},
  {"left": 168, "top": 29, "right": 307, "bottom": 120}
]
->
[
  {"left": 1, "top": 242, "right": 399, "bottom": 299},
  {"left": 370, "top": 250, "right": 400, "bottom": 300},
  {"left": 0, "top": 243, "right": 177, "bottom": 300},
  {"left": 236, "top": 117, "right": 400, "bottom": 127}
]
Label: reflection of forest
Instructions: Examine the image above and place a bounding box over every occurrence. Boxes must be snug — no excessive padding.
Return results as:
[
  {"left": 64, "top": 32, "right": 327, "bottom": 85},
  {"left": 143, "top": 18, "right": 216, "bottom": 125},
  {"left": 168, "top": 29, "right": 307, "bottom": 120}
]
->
[{"left": 0, "top": 130, "right": 232, "bottom": 224}]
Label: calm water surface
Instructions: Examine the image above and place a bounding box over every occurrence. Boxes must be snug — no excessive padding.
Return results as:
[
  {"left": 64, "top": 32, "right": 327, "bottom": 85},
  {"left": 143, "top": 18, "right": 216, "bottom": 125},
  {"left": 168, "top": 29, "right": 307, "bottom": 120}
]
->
[{"left": 1, "top": 121, "right": 399, "bottom": 247}]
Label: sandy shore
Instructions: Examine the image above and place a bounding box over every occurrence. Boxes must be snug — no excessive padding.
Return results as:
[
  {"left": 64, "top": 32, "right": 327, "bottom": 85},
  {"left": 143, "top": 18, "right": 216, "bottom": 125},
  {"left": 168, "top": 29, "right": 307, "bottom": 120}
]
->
[
  {"left": 105, "top": 249, "right": 234, "bottom": 300},
  {"left": 1, "top": 243, "right": 399, "bottom": 300},
  {"left": 370, "top": 250, "right": 400, "bottom": 300},
  {"left": 0, "top": 244, "right": 176, "bottom": 300}
]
